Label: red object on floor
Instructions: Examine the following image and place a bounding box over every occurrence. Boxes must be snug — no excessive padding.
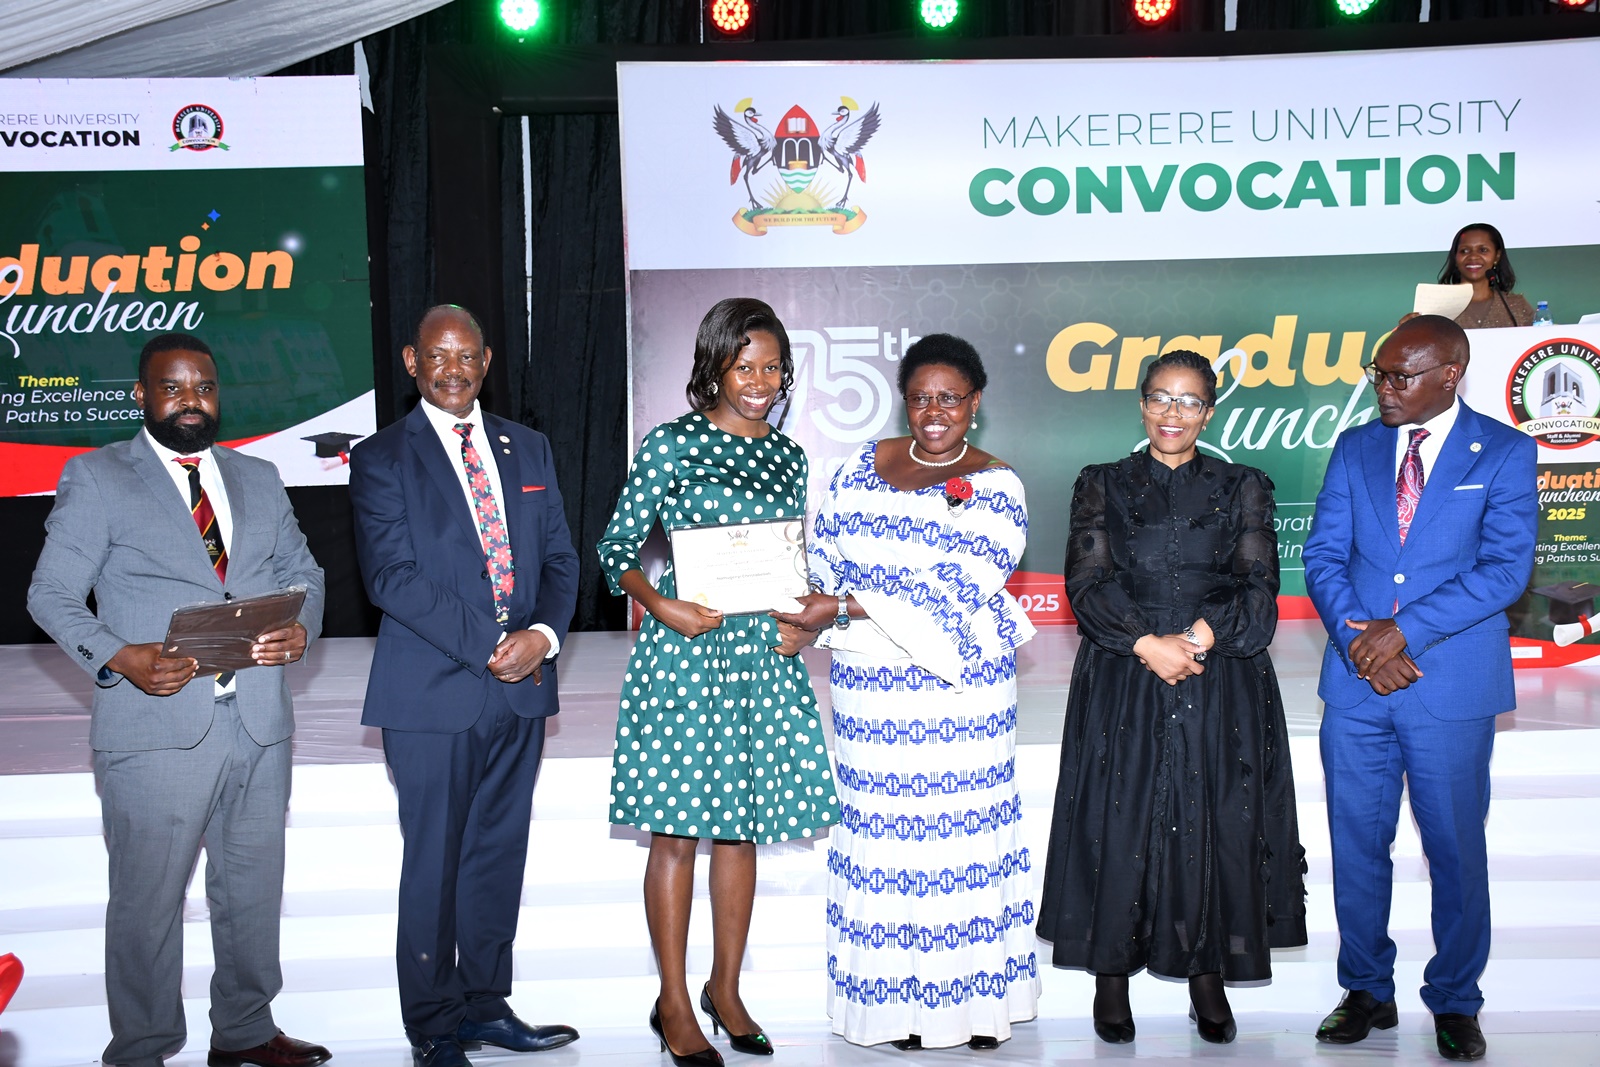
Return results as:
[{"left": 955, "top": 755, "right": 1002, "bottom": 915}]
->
[{"left": 0, "top": 952, "right": 22, "bottom": 1015}]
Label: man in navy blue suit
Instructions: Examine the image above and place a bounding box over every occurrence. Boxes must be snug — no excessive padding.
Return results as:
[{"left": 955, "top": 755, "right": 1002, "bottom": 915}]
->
[
  {"left": 1303, "top": 315, "right": 1536, "bottom": 1062},
  {"left": 350, "top": 306, "right": 580, "bottom": 1067}
]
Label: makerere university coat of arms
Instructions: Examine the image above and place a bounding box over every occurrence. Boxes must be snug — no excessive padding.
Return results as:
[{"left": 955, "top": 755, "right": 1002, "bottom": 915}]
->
[{"left": 712, "top": 96, "right": 881, "bottom": 235}]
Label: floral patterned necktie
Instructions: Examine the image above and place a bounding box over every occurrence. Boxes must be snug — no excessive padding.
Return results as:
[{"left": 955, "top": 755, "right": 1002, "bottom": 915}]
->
[
  {"left": 454, "top": 423, "right": 514, "bottom": 625},
  {"left": 1396, "top": 427, "right": 1430, "bottom": 545}
]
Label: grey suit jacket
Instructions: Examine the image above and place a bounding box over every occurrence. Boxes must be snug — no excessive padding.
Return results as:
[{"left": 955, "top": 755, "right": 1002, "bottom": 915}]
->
[{"left": 27, "top": 433, "right": 326, "bottom": 752}]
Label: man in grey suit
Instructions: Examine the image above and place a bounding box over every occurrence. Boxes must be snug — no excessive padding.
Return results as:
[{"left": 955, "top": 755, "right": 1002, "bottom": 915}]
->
[{"left": 28, "top": 333, "right": 331, "bottom": 1067}]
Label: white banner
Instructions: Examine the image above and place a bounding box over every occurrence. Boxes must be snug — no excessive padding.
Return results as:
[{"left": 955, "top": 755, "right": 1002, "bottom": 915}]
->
[
  {"left": 619, "top": 39, "right": 1600, "bottom": 271},
  {"left": 0, "top": 76, "right": 365, "bottom": 171}
]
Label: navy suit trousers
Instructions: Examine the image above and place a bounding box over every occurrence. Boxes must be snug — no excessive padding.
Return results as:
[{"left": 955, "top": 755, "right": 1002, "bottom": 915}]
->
[{"left": 383, "top": 694, "right": 546, "bottom": 1042}]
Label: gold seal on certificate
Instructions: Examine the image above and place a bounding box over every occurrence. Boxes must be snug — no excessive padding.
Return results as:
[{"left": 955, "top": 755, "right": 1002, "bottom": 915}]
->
[{"left": 669, "top": 518, "right": 810, "bottom": 615}]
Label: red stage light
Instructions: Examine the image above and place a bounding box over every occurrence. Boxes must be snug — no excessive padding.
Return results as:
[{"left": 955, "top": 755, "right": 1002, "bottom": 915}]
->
[
  {"left": 1554, "top": 0, "right": 1590, "bottom": 7},
  {"left": 1133, "top": 0, "right": 1176, "bottom": 23},
  {"left": 711, "top": 0, "right": 752, "bottom": 34}
]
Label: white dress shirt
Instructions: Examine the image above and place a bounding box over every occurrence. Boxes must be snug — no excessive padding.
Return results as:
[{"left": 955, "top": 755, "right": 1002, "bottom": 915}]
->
[
  {"left": 1393, "top": 396, "right": 1460, "bottom": 482},
  {"left": 142, "top": 428, "right": 236, "bottom": 694},
  {"left": 417, "top": 398, "right": 560, "bottom": 660}
]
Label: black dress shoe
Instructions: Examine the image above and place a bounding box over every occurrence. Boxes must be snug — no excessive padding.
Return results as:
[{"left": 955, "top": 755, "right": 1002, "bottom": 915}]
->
[
  {"left": 650, "top": 1000, "right": 725, "bottom": 1067},
  {"left": 208, "top": 1032, "right": 332, "bottom": 1067},
  {"left": 1434, "top": 1013, "right": 1487, "bottom": 1061},
  {"left": 411, "top": 1037, "right": 469, "bottom": 1067},
  {"left": 1187, "top": 1005, "right": 1237, "bottom": 1045},
  {"left": 699, "top": 982, "right": 773, "bottom": 1055},
  {"left": 457, "top": 1012, "right": 578, "bottom": 1053},
  {"left": 1316, "top": 989, "right": 1399, "bottom": 1044},
  {"left": 888, "top": 1034, "right": 922, "bottom": 1051},
  {"left": 966, "top": 1036, "right": 999, "bottom": 1050}
]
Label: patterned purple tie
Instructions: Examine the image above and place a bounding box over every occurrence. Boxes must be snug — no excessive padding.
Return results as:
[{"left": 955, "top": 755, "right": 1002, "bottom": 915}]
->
[
  {"left": 1396, "top": 427, "right": 1430, "bottom": 545},
  {"left": 454, "top": 422, "right": 515, "bottom": 625}
]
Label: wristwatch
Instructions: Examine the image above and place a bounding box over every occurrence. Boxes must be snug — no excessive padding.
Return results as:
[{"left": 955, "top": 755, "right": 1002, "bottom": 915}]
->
[
  {"left": 834, "top": 594, "right": 851, "bottom": 631},
  {"left": 1184, "top": 625, "right": 1206, "bottom": 661}
]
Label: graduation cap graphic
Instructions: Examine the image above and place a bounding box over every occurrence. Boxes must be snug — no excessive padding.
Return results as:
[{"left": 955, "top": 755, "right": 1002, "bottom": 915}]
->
[
  {"left": 1534, "top": 580, "right": 1598, "bottom": 626},
  {"left": 302, "top": 431, "right": 364, "bottom": 458}
]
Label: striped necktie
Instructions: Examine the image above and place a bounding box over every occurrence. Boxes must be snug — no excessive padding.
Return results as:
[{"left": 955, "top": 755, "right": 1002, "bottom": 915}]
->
[
  {"left": 175, "top": 457, "right": 228, "bottom": 581},
  {"left": 176, "top": 456, "right": 232, "bottom": 686}
]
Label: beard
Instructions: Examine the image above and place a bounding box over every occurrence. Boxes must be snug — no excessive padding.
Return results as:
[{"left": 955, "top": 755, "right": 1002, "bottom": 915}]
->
[{"left": 146, "top": 408, "right": 221, "bottom": 453}]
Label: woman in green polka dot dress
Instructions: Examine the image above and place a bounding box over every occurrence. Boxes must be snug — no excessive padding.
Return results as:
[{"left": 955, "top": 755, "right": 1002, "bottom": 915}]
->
[{"left": 598, "top": 298, "right": 839, "bottom": 1066}]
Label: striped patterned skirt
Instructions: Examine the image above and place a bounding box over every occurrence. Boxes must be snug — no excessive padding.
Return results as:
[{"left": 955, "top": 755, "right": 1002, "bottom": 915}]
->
[{"left": 825, "top": 649, "right": 1040, "bottom": 1048}]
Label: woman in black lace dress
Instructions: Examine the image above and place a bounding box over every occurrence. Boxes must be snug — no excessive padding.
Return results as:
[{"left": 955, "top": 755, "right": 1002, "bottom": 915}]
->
[{"left": 1037, "top": 350, "right": 1307, "bottom": 1046}]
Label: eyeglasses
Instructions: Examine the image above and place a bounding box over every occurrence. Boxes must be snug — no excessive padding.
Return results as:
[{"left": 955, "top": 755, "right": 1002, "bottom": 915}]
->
[
  {"left": 1141, "top": 393, "right": 1209, "bottom": 418},
  {"left": 904, "top": 390, "right": 975, "bottom": 410},
  {"left": 1362, "top": 362, "right": 1453, "bottom": 391}
]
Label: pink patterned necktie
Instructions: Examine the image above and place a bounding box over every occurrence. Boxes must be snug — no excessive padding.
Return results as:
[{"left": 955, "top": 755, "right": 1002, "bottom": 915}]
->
[
  {"left": 454, "top": 422, "right": 515, "bottom": 625},
  {"left": 1396, "top": 427, "right": 1430, "bottom": 545}
]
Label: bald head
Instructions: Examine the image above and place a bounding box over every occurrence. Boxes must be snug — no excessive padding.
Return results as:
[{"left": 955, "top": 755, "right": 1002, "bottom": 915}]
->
[
  {"left": 412, "top": 304, "right": 484, "bottom": 350},
  {"left": 1387, "top": 314, "right": 1470, "bottom": 368},
  {"left": 1371, "top": 314, "right": 1467, "bottom": 427}
]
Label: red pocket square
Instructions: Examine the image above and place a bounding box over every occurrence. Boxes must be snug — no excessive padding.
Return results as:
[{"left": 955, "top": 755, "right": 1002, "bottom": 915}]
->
[{"left": 522, "top": 485, "right": 544, "bottom": 492}]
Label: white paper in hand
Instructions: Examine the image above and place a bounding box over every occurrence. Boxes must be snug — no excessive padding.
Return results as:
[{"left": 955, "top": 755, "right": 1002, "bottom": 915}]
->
[{"left": 1414, "top": 283, "right": 1474, "bottom": 320}]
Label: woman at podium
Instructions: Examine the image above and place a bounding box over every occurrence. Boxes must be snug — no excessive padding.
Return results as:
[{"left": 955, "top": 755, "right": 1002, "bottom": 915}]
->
[{"left": 1434, "top": 222, "right": 1534, "bottom": 329}]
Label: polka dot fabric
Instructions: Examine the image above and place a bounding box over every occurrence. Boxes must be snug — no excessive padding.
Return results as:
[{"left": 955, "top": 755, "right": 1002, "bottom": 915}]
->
[{"left": 598, "top": 413, "right": 838, "bottom": 842}]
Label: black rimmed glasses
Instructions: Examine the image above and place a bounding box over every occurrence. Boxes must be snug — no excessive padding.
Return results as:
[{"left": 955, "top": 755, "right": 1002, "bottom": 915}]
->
[
  {"left": 1363, "top": 361, "right": 1454, "bottom": 391},
  {"left": 1140, "top": 393, "right": 1209, "bottom": 418},
  {"left": 904, "top": 390, "right": 975, "bottom": 410}
]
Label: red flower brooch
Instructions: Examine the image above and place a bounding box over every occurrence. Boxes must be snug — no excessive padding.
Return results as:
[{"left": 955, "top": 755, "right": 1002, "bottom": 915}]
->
[{"left": 944, "top": 476, "right": 975, "bottom": 511}]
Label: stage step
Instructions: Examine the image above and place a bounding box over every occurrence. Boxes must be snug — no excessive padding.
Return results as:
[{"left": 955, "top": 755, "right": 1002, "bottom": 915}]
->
[{"left": 3, "top": 734, "right": 1599, "bottom": 1065}]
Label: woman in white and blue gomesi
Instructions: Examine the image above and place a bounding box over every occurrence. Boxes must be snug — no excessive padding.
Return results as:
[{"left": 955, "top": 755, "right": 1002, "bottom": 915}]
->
[{"left": 776, "top": 334, "right": 1038, "bottom": 1051}]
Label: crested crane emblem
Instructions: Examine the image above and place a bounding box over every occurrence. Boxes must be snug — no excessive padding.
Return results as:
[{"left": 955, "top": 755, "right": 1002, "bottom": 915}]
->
[{"left": 712, "top": 95, "right": 881, "bottom": 236}]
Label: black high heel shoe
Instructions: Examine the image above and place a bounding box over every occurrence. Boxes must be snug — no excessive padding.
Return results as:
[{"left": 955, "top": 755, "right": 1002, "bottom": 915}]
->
[
  {"left": 1092, "top": 974, "right": 1135, "bottom": 1044},
  {"left": 1187, "top": 973, "right": 1237, "bottom": 1045},
  {"left": 699, "top": 983, "right": 774, "bottom": 1056},
  {"left": 1187, "top": 1005, "right": 1237, "bottom": 1044},
  {"left": 650, "top": 1000, "right": 725, "bottom": 1067}
]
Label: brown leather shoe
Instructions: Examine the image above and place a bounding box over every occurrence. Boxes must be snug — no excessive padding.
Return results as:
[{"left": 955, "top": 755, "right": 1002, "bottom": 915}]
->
[{"left": 208, "top": 1031, "right": 332, "bottom": 1067}]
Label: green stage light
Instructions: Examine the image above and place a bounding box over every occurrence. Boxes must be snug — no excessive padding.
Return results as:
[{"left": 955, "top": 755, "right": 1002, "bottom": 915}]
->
[
  {"left": 498, "top": 0, "right": 541, "bottom": 32},
  {"left": 1334, "top": 0, "right": 1379, "bottom": 14},
  {"left": 919, "top": 0, "right": 959, "bottom": 29}
]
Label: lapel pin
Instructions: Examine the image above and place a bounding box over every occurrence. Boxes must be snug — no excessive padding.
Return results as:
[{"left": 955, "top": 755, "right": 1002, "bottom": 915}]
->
[{"left": 1470, "top": 442, "right": 1482, "bottom": 452}]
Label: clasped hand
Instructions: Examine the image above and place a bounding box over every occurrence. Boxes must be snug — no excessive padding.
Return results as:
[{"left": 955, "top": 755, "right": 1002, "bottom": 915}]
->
[
  {"left": 1133, "top": 632, "right": 1208, "bottom": 686},
  {"left": 1346, "top": 617, "right": 1423, "bottom": 696},
  {"left": 489, "top": 629, "right": 552, "bottom": 685}
]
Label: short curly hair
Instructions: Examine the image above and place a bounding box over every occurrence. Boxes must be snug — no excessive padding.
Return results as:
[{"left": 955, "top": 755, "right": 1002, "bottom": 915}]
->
[
  {"left": 897, "top": 333, "right": 988, "bottom": 395},
  {"left": 685, "top": 298, "right": 793, "bottom": 411},
  {"left": 1139, "top": 349, "right": 1217, "bottom": 405}
]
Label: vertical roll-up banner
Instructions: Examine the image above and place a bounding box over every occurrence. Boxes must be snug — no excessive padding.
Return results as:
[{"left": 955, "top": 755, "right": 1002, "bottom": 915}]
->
[
  {"left": 0, "top": 77, "right": 374, "bottom": 496},
  {"left": 618, "top": 39, "right": 1600, "bottom": 665}
]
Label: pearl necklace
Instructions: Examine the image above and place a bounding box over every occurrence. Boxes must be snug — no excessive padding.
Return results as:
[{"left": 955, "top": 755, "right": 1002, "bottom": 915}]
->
[{"left": 908, "top": 441, "right": 968, "bottom": 468}]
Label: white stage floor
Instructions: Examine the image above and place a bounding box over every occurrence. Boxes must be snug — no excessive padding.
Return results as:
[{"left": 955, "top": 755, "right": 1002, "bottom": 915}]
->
[{"left": 2, "top": 623, "right": 1599, "bottom": 1066}]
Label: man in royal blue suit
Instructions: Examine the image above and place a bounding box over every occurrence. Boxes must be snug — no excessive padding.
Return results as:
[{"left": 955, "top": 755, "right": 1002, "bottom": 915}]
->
[
  {"left": 1304, "top": 315, "right": 1536, "bottom": 1062},
  {"left": 350, "top": 306, "right": 580, "bottom": 1067}
]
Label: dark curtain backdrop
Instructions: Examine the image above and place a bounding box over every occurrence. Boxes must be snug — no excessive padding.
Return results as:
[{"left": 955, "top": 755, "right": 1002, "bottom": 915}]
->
[{"left": 2, "top": 0, "right": 1594, "bottom": 642}]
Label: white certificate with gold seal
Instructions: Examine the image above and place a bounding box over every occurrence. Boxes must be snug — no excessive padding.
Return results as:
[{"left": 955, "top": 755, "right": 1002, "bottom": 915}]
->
[{"left": 668, "top": 518, "right": 810, "bottom": 616}]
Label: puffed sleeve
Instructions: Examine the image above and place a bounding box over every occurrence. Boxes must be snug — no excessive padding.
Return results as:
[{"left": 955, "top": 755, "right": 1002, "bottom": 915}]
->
[
  {"left": 1198, "top": 467, "right": 1280, "bottom": 658},
  {"left": 1064, "top": 463, "right": 1156, "bottom": 655},
  {"left": 596, "top": 423, "right": 677, "bottom": 597}
]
